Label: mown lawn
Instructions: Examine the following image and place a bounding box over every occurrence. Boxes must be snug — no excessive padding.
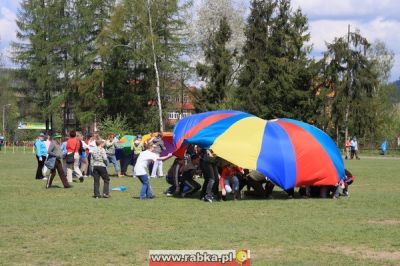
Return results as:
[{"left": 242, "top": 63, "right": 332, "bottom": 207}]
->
[{"left": 0, "top": 152, "right": 399, "bottom": 265}]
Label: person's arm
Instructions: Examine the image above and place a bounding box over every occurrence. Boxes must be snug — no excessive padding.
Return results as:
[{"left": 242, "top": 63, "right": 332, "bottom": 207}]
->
[
  {"left": 158, "top": 153, "right": 173, "bottom": 161},
  {"left": 47, "top": 142, "right": 57, "bottom": 157}
]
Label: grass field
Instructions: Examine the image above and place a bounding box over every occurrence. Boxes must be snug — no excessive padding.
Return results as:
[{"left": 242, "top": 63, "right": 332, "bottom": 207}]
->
[{"left": 1, "top": 152, "right": 399, "bottom": 265}]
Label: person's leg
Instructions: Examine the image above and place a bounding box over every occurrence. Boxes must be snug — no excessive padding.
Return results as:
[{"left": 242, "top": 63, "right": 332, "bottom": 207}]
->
[
  {"left": 55, "top": 159, "right": 70, "bottom": 188},
  {"left": 99, "top": 167, "right": 110, "bottom": 196},
  {"left": 120, "top": 154, "right": 129, "bottom": 175},
  {"left": 80, "top": 158, "right": 88, "bottom": 177},
  {"left": 73, "top": 153, "right": 83, "bottom": 179},
  {"left": 66, "top": 163, "right": 73, "bottom": 182},
  {"left": 138, "top": 175, "right": 150, "bottom": 199},
  {"left": 35, "top": 155, "right": 44, "bottom": 179},
  {"left": 92, "top": 166, "right": 101, "bottom": 197},
  {"left": 157, "top": 160, "right": 164, "bottom": 177},
  {"left": 150, "top": 159, "right": 160, "bottom": 178},
  {"left": 247, "top": 178, "right": 266, "bottom": 197},
  {"left": 47, "top": 169, "right": 56, "bottom": 188},
  {"left": 108, "top": 155, "right": 121, "bottom": 175}
]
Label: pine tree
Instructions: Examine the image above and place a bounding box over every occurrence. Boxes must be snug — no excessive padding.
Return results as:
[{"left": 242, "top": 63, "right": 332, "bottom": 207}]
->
[
  {"left": 236, "top": 0, "right": 314, "bottom": 120},
  {"left": 319, "top": 30, "right": 379, "bottom": 142}
]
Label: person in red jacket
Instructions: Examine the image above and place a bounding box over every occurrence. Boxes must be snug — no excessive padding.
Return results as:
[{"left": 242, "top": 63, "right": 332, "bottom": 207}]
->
[
  {"left": 220, "top": 164, "right": 243, "bottom": 200},
  {"left": 66, "top": 130, "right": 84, "bottom": 182}
]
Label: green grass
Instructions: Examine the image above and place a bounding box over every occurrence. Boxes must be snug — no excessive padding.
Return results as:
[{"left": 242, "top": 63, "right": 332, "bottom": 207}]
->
[{"left": 1, "top": 152, "right": 399, "bottom": 265}]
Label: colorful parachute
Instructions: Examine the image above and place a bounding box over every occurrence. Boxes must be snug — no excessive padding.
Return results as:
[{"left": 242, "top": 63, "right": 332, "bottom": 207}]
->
[{"left": 173, "top": 110, "right": 344, "bottom": 190}]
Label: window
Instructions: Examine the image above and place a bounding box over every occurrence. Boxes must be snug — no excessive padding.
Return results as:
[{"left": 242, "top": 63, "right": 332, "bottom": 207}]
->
[{"left": 168, "top": 112, "right": 180, "bottom": 120}]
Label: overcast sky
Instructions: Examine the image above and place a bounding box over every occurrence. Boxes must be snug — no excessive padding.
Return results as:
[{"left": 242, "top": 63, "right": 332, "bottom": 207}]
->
[{"left": 1, "top": 0, "right": 399, "bottom": 81}]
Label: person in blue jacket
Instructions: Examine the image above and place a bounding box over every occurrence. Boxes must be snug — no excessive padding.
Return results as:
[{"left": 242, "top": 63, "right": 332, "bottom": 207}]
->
[{"left": 34, "top": 133, "right": 48, "bottom": 180}]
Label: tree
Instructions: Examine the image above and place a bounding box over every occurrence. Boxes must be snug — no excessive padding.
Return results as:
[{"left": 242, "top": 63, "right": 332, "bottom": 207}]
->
[
  {"left": 196, "top": 16, "right": 235, "bottom": 111},
  {"left": 97, "top": 0, "right": 189, "bottom": 132},
  {"left": 319, "top": 29, "right": 379, "bottom": 143},
  {"left": 367, "top": 40, "right": 395, "bottom": 84},
  {"left": 236, "top": 0, "right": 313, "bottom": 120},
  {"left": 190, "top": 0, "right": 245, "bottom": 87},
  {"left": 13, "top": 0, "right": 68, "bottom": 132}
]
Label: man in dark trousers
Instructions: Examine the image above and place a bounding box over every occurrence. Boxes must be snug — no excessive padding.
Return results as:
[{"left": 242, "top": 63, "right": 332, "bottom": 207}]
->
[{"left": 46, "top": 134, "right": 72, "bottom": 189}]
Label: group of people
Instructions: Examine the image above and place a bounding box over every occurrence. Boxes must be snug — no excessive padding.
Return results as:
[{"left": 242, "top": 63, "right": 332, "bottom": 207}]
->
[
  {"left": 33, "top": 131, "right": 169, "bottom": 199},
  {"left": 162, "top": 146, "right": 355, "bottom": 202},
  {"left": 34, "top": 131, "right": 354, "bottom": 201},
  {"left": 344, "top": 136, "right": 360, "bottom": 160}
]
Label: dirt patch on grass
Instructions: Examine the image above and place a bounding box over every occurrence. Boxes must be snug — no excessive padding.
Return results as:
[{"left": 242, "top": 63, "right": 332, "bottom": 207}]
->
[
  {"left": 322, "top": 245, "right": 400, "bottom": 261},
  {"left": 367, "top": 219, "right": 400, "bottom": 225}
]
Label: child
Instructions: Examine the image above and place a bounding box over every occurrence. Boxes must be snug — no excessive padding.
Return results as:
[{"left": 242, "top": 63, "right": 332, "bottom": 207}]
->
[
  {"left": 181, "top": 154, "right": 201, "bottom": 197},
  {"left": 133, "top": 144, "right": 172, "bottom": 200},
  {"left": 333, "top": 169, "right": 355, "bottom": 199},
  {"left": 91, "top": 140, "right": 110, "bottom": 198},
  {"left": 165, "top": 157, "right": 184, "bottom": 196},
  {"left": 220, "top": 164, "right": 243, "bottom": 200}
]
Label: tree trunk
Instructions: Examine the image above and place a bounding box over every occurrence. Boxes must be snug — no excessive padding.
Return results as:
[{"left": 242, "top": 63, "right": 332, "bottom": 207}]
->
[{"left": 147, "top": 0, "right": 164, "bottom": 132}]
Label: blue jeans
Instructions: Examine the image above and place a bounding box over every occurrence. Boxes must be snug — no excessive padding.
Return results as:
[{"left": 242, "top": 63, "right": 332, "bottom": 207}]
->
[
  {"left": 224, "top": 176, "right": 239, "bottom": 193},
  {"left": 107, "top": 155, "right": 120, "bottom": 173},
  {"left": 138, "top": 174, "right": 153, "bottom": 199}
]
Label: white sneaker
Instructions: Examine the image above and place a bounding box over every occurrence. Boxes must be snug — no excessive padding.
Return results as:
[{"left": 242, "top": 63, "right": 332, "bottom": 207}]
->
[
  {"left": 166, "top": 193, "right": 173, "bottom": 197},
  {"left": 42, "top": 177, "right": 48, "bottom": 181}
]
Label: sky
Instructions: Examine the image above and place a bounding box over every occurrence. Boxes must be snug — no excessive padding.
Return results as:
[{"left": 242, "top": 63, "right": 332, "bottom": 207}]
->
[{"left": 1, "top": 0, "right": 399, "bottom": 81}]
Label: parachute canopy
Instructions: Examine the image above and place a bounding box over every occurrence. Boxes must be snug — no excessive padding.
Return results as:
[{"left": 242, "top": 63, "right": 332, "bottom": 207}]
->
[{"left": 173, "top": 110, "right": 344, "bottom": 190}]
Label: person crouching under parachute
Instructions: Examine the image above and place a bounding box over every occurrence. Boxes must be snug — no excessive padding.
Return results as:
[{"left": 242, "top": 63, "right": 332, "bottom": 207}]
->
[
  {"left": 220, "top": 164, "right": 244, "bottom": 201},
  {"left": 333, "top": 169, "right": 355, "bottom": 199},
  {"left": 180, "top": 154, "right": 201, "bottom": 197}
]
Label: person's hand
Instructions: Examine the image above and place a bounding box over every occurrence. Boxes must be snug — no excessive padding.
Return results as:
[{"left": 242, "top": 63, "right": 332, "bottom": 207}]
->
[
  {"left": 168, "top": 153, "right": 173, "bottom": 157},
  {"left": 39, "top": 157, "right": 42, "bottom": 161}
]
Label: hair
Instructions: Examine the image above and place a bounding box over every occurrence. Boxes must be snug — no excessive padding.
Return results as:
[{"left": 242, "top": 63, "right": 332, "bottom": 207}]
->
[
  {"left": 69, "top": 131, "right": 76, "bottom": 138},
  {"left": 107, "top": 132, "right": 114, "bottom": 138},
  {"left": 95, "top": 140, "right": 104, "bottom": 146}
]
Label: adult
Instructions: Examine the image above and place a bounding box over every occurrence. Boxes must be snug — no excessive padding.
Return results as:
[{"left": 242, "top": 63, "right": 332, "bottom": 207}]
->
[
  {"left": 46, "top": 134, "right": 72, "bottom": 189},
  {"left": 34, "top": 133, "right": 48, "bottom": 180},
  {"left": 92, "top": 140, "right": 110, "bottom": 198},
  {"left": 344, "top": 138, "right": 351, "bottom": 160},
  {"left": 0, "top": 135, "right": 4, "bottom": 151},
  {"left": 79, "top": 134, "right": 90, "bottom": 178},
  {"left": 66, "top": 131, "right": 84, "bottom": 182},
  {"left": 150, "top": 132, "right": 166, "bottom": 178},
  {"left": 350, "top": 137, "right": 360, "bottom": 160},
  {"left": 44, "top": 134, "right": 51, "bottom": 151},
  {"left": 133, "top": 144, "right": 172, "bottom": 200},
  {"left": 131, "top": 135, "right": 144, "bottom": 167},
  {"left": 105, "top": 132, "right": 122, "bottom": 177}
]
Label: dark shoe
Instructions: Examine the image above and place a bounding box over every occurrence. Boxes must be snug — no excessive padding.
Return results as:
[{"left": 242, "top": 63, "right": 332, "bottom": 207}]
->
[
  {"left": 79, "top": 176, "right": 84, "bottom": 183},
  {"left": 64, "top": 185, "right": 73, "bottom": 189},
  {"left": 102, "top": 194, "right": 110, "bottom": 198},
  {"left": 93, "top": 195, "right": 100, "bottom": 199}
]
